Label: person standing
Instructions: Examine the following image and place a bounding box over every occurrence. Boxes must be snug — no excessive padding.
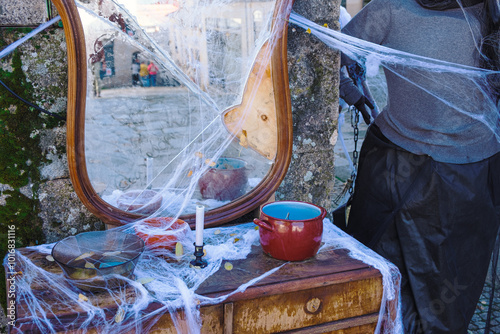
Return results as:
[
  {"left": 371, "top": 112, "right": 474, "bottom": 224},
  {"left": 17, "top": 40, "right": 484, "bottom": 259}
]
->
[
  {"left": 139, "top": 61, "right": 149, "bottom": 87},
  {"left": 339, "top": 0, "right": 500, "bottom": 332},
  {"left": 147, "top": 61, "right": 159, "bottom": 87},
  {"left": 131, "top": 59, "right": 140, "bottom": 86}
]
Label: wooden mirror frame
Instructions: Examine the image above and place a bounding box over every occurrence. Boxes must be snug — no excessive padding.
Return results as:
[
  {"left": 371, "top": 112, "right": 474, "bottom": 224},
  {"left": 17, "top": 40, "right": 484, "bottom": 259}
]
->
[{"left": 53, "top": 0, "right": 294, "bottom": 228}]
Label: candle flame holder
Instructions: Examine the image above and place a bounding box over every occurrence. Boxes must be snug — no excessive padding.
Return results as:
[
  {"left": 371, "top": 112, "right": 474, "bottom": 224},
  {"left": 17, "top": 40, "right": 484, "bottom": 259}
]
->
[{"left": 190, "top": 243, "right": 208, "bottom": 269}]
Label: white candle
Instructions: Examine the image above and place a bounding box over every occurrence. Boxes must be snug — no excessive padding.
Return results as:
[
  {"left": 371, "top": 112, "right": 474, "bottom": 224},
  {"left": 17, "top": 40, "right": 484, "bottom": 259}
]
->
[{"left": 195, "top": 205, "right": 205, "bottom": 246}]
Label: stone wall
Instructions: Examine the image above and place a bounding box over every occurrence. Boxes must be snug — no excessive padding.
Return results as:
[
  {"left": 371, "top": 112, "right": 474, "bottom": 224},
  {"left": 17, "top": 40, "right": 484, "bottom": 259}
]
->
[
  {"left": 0, "top": 26, "right": 105, "bottom": 243},
  {"left": 0, "top": 17, "right": 104, "bottom": 323},
  {"left": 0, "top": 0, "right": 57, "bottom": 27}
]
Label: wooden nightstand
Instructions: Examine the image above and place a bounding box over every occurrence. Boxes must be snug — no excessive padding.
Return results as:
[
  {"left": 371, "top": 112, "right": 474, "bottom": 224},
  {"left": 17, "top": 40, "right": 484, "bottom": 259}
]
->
[{"left": 8, "top": 244, "right": 385, "bottom": 333}]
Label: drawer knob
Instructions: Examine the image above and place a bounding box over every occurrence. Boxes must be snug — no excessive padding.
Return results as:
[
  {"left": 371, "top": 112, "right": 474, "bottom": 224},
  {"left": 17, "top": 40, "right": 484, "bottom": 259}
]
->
[{"left": 305, "top": 297, "right": 322, "bottom": 314}]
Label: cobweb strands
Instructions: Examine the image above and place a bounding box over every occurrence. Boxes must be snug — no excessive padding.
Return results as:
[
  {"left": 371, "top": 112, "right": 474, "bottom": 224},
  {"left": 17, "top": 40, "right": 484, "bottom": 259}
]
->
[
  {"left": 290, "top": 2, "right": 500, "bottom": 332},
  {"left": 5, "top": 0, "right": 305, "bottom": 332},
  {"left": 289, "top": 11, "right": 500, "bottom": 148},
  {"left": 6, "top": 220, "right": 402, "bottom": 333},
  {"left": 80, "top": 0, "right": 291, "bottom": 219},
  {"left": 5, "top": 1, "right": 403, "bottom": 333}
]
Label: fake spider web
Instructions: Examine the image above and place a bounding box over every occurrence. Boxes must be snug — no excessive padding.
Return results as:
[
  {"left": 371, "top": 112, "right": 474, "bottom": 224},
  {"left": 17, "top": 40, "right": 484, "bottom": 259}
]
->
[{"left": 8, "top": 0, "right": 500, "bottom": 333}]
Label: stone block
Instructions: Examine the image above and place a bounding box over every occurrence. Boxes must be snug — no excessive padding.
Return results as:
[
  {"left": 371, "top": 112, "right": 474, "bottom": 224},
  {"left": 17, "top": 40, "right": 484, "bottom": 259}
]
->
[
  {"left": 0, "top": 0, "right": 50, "bottom": 27},
  {"left": 38, "top": 179, "right": 105, "bottom": 243}
]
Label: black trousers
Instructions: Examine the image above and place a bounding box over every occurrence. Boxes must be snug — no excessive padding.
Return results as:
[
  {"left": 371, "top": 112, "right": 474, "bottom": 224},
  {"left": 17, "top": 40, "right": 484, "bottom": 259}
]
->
[{"left": 347, "top": 124, "right": 500, "bottom": 334}]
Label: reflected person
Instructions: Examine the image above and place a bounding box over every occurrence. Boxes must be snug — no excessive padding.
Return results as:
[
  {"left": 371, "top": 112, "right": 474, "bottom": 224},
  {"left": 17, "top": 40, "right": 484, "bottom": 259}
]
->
[
  {"left": 140, "top": 61, "right": 149, "bottom": 87},
  {"left": 91, "top": 58, "right": 102, "bottom": 97},
  {"left": 131, "top": 58, "right": 140, "bottom": 86},
  {"left": 339, "top": 0, "right": 500, "bottom": 333},
  {"left": 148, "top": 61, "right": 159, "bottom": 87}
]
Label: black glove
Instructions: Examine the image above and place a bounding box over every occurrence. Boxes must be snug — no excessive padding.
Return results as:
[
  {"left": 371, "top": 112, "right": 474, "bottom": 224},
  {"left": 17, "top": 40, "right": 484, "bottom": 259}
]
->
[
  {"left": 354, "top": 96, "right": 374, "bottom": 125},
  {"left": 339, "top": 59, "right": 376, "bottom": 125},
  {"left": 339, "top": 71, "right": 374, "bottom": 125}
]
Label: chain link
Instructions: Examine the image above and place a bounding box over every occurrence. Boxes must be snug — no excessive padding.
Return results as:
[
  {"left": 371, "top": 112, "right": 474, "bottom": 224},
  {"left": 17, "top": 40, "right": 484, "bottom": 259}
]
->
[
  {"left": 349, "top": 106, "right": 360, "bottom": 194},
  {"left": 333, "top": 105, "right": 360, "bottom": 205}
]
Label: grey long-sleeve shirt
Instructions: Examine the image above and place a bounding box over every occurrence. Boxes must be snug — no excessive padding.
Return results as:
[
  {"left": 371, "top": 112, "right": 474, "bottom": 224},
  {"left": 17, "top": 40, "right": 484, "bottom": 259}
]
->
[{"left": 341, "top": 0, "right": 500, "bottom": 163}]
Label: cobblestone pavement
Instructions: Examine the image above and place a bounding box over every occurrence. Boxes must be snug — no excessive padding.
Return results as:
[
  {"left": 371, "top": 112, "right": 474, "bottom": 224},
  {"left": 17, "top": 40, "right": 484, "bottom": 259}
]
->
[
  {"left": 468, "top": 267, "right": 500, "bottom": 333},
  {"left": 332, "top": 108, "right": 500, "bottom": 333}
]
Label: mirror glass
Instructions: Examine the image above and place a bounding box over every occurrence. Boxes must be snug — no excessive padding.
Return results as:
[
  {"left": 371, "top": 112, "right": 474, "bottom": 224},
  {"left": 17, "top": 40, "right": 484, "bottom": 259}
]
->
[{"left": 75, "top": 0, "right": 287, "bottom": 220}]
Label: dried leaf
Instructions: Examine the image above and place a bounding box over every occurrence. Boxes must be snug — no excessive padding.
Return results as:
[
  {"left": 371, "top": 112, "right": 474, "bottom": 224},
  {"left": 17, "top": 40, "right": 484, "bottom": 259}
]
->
[
  {"left": 136, "top": 277, "right": 155, "bottom": 285},
  {"left": 114, "top": 307, "right": 125, "bottom": 323},
  {"left": 306, "top": 28, "right": 312, "bottom": 34},
  {"left": 323, "top": 23, "right": 328, "bottom": 28},
  {"left": 254, "top": 226, "right": 259, "bottom": 230},
  {"left": 195, "top": 151, "right": 203, "bottom": 158},
  {"left": 175, "top": 242, "right": 183, "bottom": 258},
  {"left": 233, "top": 238, "right": 240, "bottom": 243},
  {"left": 229, "top": 233, "right": 237, "bottom": 237},
  {"left": 78, "top": 293, "right": 88, "bottom": 302},
  {"left": 187, "top": 170, "right": 193, "bottom": 177},
  {"left": 214, "top": 229, "right": 221, "bottom": 235},
  {"left": 239, "top": 130, "right": 248, "bottom": 147},
  {"left": 74, "top": 252, "right": 95, "bottom": 261},
  {"left": 84, "top": 262, "right": 96, "bottom": 269},
  {"left": 205, "top": 159, "right": 216, "bottom": 167},
  {"left": 224, "top": 262, "right": 233, "bottom": 271},
  {"left": 46, "top": 255, "right": 54, "bottom": 262}
]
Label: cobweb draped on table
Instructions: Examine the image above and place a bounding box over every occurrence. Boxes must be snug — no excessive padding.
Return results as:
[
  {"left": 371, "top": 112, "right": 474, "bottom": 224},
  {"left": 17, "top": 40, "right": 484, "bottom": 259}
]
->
[
  {"left": 7, "top": 220, "right": 402, "bottom": 333},
  {"left": 9, "top": 0, "right": 500, "bottom": 333}
]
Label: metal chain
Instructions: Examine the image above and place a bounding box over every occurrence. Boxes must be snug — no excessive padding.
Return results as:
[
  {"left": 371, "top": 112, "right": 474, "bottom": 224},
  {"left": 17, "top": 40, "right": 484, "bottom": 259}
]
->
[
  {"left": 333, "top": 105, "right": 360, "bottom": 205},
  {"left": 349, "top": 106, "right": 360, "bottom": 194}
]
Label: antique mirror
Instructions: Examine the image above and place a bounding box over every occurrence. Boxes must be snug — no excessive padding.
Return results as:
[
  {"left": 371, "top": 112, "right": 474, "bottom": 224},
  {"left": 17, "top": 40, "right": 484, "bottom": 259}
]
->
[{"left": 53, "top": 0, "right": 293, "bottom": 227}]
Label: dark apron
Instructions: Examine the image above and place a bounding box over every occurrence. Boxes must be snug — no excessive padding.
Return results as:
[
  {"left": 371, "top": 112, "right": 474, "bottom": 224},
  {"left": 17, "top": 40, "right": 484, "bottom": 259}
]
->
[{"left": 346, "top": 124, "right": 500, "bottom": 334}]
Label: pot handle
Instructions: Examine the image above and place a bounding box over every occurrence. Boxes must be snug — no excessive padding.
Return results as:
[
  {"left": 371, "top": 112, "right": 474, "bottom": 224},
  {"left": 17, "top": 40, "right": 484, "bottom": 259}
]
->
[
  {"left": 253, "top": 218, "right": 273, "bottom": 232},
  {"left": 320, "top": 208, "right": 327, "bottom": 220}
]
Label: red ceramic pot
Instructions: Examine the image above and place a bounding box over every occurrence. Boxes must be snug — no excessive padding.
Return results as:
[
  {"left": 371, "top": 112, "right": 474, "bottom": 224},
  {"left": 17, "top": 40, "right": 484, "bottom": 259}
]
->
[
  {"left": 135, "top": 217, "right": 189, "bottom": 251},
  {"left": 198, "top": 157, "right": 248, "bottom": 201},
  {"left": 253, "top": 201, "right": 326, "bottom": 261}
]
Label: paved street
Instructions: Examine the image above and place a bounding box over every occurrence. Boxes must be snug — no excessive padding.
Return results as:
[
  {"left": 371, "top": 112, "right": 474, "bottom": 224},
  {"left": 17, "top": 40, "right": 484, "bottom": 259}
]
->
[
  {"left": 86, "top": 86, "right": 271, "bottom": 215},
  {"left": 332, "top": 107, "right": 500, "bottom": 333}
]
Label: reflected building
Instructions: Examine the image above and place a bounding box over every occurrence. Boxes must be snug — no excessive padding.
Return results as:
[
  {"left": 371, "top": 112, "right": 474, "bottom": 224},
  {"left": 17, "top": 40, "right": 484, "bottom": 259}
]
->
[{"left": 92, "top": 0, "right": 273, "bottom": 91}]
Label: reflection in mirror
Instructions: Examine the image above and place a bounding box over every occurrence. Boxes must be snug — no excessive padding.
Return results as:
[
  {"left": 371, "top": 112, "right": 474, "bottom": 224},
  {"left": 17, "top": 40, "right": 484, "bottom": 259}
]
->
[{"left": 76, "top": 0, "right": 291, "bottom": 222}]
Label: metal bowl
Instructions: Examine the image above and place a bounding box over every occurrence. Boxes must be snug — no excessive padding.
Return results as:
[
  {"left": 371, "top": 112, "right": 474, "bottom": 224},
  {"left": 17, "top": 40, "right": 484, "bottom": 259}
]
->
[{"left": 52, "top": 231, "right": 144, "bottom": 291}]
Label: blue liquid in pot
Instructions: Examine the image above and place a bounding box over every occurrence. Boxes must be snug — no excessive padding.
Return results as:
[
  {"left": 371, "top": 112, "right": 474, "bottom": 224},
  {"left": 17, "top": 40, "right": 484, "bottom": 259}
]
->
[{"left": 262, "top": 201, "right": 321, "bottom": 220}]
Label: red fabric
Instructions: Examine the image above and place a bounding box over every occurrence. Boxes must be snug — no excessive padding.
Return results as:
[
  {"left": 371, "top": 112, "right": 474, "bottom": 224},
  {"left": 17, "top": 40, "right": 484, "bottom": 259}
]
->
[{"left": 148, "top": 63, "right": 158, "bottom": 75}]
